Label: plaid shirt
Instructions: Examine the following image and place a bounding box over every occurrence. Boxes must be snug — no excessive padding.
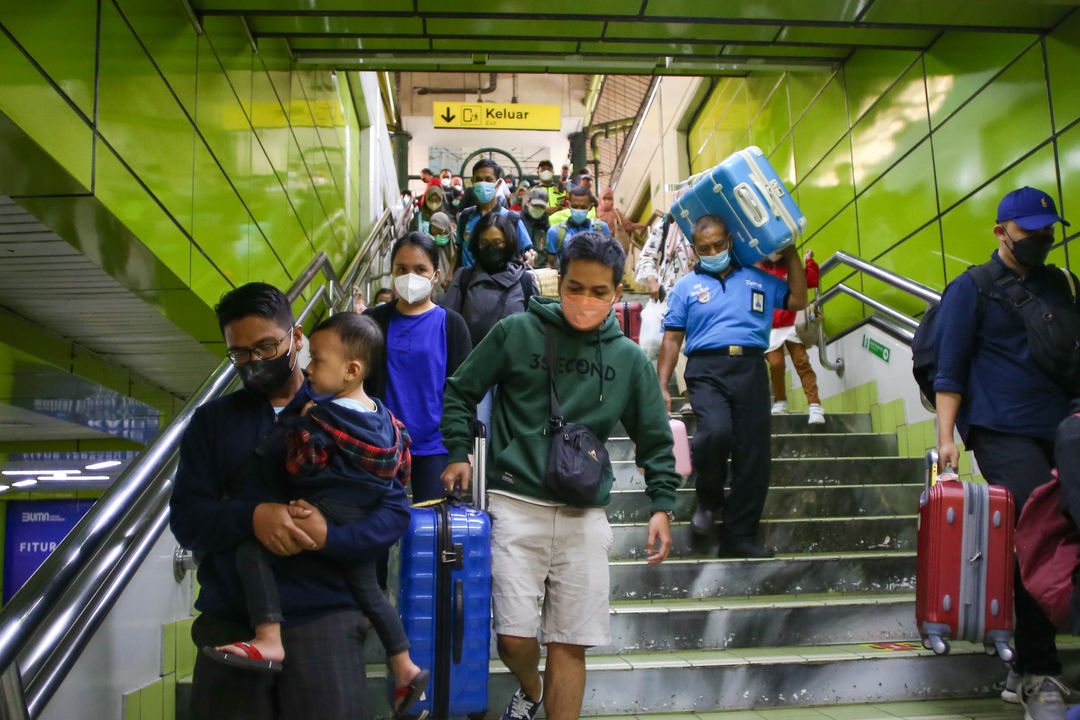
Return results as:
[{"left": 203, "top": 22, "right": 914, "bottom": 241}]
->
[{"left": 285, "top": 408, "right": 412, "bottom": 486}]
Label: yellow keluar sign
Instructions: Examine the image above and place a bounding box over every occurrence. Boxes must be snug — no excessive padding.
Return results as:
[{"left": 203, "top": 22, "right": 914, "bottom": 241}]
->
[{"left": 433, "top": 102, "right": 561, "bottom": 131}]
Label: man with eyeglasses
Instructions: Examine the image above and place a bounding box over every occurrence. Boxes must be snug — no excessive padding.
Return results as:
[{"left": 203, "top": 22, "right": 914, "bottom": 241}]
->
[{"left": 170, "top": 282, "right": 411, "bottom": 719}]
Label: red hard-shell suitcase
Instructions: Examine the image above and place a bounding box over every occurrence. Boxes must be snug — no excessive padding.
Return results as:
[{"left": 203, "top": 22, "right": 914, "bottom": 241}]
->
[
  {"left": 614, "top": 301, "right": 642, "bottom": 343},
  {"left": 916, "top": 450, "right": 1015, "bottom": 660}
]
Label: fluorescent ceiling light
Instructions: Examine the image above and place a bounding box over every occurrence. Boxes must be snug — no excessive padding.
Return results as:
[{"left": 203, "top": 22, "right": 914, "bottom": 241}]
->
[
  {"left": 85, "top": 461, "right": 122, "bottom": 470},
  {"left": 2, "top": 470, "right": 79, "bottom": 476},
  {"left": 41, "top": 475, "right": 110, "bottom": 481},
  {"left": 12, "top": 479, "right": 38, "bottom": 488},
  {"left": 0, "top": 485, "right": 9, "bottom": 493}
]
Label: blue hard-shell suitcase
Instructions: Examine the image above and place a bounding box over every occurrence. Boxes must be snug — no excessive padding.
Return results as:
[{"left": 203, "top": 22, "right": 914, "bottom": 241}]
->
[
  {"left": 671, "top": 146, "right": 807, "bottom": 267},
  {"left": 395, "top": 427, "right": 491, "bottom": 719}
]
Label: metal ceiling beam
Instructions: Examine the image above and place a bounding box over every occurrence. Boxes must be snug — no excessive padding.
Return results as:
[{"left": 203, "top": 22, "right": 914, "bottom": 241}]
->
[{"left": 199, "top": 9, "right": 1064, "bottom": 33}]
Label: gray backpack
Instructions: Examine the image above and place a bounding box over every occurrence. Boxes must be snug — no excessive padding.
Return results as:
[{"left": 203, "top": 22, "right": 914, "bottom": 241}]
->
[{"left": 454, "top": 266, "right": 536, "bottom": 344}]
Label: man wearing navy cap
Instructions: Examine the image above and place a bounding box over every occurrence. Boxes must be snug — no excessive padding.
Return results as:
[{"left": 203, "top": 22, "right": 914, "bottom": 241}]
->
[{"left": 935, "top": 186, "right": 1079, "bottom": 720}]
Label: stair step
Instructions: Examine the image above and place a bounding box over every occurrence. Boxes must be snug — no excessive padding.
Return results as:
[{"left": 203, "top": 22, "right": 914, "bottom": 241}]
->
[
  {"left": 612, "top": 457, "right": 922, "bottom": 490},
  {"left": 606, "top": 485, "right": 921, "bottom": 523},
  {"left": 584, "top": 697, "right": 1020, "bottom": 719},
  {"left": 599, "top": 592, "right": 915, "bottom": 653},
  {"left": 605, "top": 434, "right": 898, "bottom": 461},
  {"left": 362, "top": 641, "right": 1080, "bottom": 718},
  {"left": 615, "top": 413, "right": 872, "bottom": 437},
  {"left": 610, "top": 516, "right": 916, "bottom": 559},
  {"left": 609, "top": 551, "right": 915, "bottom": 600}
]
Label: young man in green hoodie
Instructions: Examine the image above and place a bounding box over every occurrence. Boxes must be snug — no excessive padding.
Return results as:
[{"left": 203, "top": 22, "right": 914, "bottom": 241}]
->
[{"left": 441, "top": 231, "right": 679, "bottom": 720}]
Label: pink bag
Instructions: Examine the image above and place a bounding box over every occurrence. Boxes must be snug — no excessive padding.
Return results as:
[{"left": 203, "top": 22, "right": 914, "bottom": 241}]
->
[
  {"left": 669, "top": 418, "right": 692, "bottom": 477},
  {"left": 1016, "top": 470, "right": 1080, "bottom": 629}
]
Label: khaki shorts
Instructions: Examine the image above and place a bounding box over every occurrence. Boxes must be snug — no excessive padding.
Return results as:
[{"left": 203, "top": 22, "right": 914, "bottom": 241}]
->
[{"left": 487, "top": 492, "right": 613, "bottom": 647}]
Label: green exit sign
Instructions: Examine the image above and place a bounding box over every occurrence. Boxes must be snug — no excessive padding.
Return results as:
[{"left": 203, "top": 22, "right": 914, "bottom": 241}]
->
[{"left": 862, "top": 335, "right": 891, "bottom": 363}]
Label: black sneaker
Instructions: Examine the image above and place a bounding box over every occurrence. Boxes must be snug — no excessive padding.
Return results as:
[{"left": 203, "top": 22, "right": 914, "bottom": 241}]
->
[
  {"left": 500, "top": 683, "right": 543, "bottom": 720},
  {"left": 718, "top": 537, "right": 775, "bottom": 559},
  {"left": 689, "top": 507, "right": 717, "bottom": 537}
]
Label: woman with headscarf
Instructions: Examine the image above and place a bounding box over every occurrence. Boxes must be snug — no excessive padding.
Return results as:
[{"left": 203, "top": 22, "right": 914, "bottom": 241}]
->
[{"left": 596, "top": 187, "right": 647, "bottom": 255}]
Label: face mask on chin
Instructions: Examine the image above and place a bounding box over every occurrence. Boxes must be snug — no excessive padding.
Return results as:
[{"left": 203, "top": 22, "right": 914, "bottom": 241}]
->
[
  {"left": 236, "top": 341, "right": 296, "bottom": 395},
  {"left": 527, "top": 205, "right": 546, "bottom": 219},
  {"left": 562, "top": 293, "right": 614, "bottom": 331},
  {"left": 1007, "top": 228, "right": 1054, "bottom": 268}
]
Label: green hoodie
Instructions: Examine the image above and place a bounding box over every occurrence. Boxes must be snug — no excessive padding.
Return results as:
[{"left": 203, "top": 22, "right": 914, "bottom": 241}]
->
[{"left": 441, "top": 296, "right": 679, "bottom": 512}]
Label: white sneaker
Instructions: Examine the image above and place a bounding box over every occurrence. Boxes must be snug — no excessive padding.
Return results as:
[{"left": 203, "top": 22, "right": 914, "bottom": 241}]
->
[
  {"left": 771, "top": 401, "right": 788, "bottom": 415},
  {"left": 1002, "top": 668, "right": 1020, "bottom": 704},
  {"left": 808, "top": 404, "right": 826, "bottom": 425}
]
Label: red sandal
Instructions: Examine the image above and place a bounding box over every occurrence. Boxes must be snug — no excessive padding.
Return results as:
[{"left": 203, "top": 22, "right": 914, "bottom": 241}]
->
[
  {"left": 201, "top": 642, "right": 284, "bottom": 674},
  {"left": 393, "top": 669, "right": 430, "bottom": 718}
]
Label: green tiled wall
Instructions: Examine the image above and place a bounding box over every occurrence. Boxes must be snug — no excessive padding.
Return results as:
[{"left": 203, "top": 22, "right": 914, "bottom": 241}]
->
[
  {"left": 786, "top": 378, "right": 983, "bottom": 482},
  {"left": 688, "top": 19, "right": 1080, "bottom": 336},
  {"left": 0, "top": 3, "right": 366, "bottom": 312},
  {"left": 124, "top": 618, "right": 196, "bottom": 720}
]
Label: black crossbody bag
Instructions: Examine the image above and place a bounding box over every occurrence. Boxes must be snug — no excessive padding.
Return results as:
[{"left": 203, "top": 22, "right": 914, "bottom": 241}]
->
[{"left": 543, "top": 324, "right": 610, "bottom": 507}]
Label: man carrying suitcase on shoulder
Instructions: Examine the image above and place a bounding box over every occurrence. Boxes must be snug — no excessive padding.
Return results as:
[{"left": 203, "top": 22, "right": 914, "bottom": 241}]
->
[
  {"left": 656, "top": 215, "right": 808, "bottom": 559},
  {"left": 934, "top": 187, "right": 1080, "bottom": 720},
  {"left": 440, "top": 231, "right": 679, "bottom": 720}
]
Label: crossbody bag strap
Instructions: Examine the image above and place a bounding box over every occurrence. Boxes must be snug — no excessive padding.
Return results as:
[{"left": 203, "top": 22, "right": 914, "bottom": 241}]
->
[{"left": 543, "top": 324, "right": 563, "bottom": 429}]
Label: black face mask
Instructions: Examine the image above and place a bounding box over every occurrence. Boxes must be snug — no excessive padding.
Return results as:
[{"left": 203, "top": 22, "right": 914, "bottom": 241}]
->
[
  {"left": 1009, "top": 230, "right": 1054, "bottom": 268},
  {"left": 476, "top": 245, "right": 509, "bottom": 273},
  {"left": 236, "top": 344, "right": 296, "bottom": 395}
]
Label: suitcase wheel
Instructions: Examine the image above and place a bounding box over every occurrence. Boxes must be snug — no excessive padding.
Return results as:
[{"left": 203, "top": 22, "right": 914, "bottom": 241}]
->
[
  {"left": 928, "top": 635, "right": 949, "bottom": 655},
  {"left": 920, "top": 637, "right": 932, "bottom": 651},
  {"left": 991, "top": 642, "right": 1014, "bottom": 663}
]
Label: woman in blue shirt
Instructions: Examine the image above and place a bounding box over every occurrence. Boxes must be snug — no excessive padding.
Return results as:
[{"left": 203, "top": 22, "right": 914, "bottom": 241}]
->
[{"left": 365, "top": 232, "right": 473, "bottom": 502}]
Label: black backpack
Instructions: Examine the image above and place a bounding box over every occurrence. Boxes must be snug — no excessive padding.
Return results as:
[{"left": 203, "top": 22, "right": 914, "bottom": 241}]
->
[{"left": 911, "top": 262, "right": 1080, "bottom": 407}]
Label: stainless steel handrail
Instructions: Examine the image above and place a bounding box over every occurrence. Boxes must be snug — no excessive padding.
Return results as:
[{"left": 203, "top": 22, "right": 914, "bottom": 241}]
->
[
  {"left": 813, "top": 250, "right": 942, "bottom": 374},
  {"left": 0, "top": 207, "right": 401, "bottom": 717}
]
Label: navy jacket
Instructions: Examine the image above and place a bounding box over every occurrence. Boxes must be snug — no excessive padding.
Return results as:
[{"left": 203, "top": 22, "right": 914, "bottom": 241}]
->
[
  {"left": 169, "top": 383, "right": 411, "bottom": 627},
  {"left": 933, "top": 251, "right": 1079, "bottom": 442},
  {"left": 280, "top": 398, "right": 409, "bottom": 509}
]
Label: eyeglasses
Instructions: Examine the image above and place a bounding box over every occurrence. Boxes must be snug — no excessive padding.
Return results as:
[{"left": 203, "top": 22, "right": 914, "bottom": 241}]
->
[{"left": 226, "top": 328, "right": 293, "bottom": 365}]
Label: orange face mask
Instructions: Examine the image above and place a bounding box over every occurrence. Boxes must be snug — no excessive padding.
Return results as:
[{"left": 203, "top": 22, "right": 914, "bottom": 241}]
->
[{"left": 562, "top": 293, "right": 614, "bottom": 331}]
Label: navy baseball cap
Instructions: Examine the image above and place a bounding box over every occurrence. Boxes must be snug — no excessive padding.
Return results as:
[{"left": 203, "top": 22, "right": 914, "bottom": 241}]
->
[{"left": 997, "top": 186, "right": 1070, "bottom": 229}]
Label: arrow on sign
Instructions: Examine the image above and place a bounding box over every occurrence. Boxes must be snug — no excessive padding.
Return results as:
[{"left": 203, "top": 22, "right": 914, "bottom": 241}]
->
[{"left": 440, "top": 107, "right": 456, "bottom": 123}]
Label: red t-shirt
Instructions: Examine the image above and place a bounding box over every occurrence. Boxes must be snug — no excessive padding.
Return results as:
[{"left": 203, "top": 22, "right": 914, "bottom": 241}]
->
[{"left": 760, "top": 258, "right": 820, "bottom": 328}]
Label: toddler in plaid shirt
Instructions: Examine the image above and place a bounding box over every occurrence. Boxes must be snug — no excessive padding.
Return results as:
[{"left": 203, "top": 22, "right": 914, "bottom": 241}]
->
[{"left": 207, "top": 312, "right": 429, "bottom": 716}]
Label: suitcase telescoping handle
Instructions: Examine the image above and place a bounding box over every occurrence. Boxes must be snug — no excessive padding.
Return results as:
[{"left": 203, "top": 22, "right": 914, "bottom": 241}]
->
[
  {"left": 925, "top": 449, "right": 958, "bottom": 491},
  {"left": 471, "top": 421, "right": 487, "bottom": 510}
]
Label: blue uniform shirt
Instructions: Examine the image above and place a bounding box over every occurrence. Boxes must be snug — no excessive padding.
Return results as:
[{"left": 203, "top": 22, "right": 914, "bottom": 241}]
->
[
  {"left": 546, "top": 219, "right": 611, "bottom": 255},
  {"left": 385, "top": 306, "right": 449, "bottom": 455},
  {"left": 457, "top": 206, "right": 532, "bottom": 268},
  {"left": 933, "top": 251, "right": 1078, "bottom": 442},
  {"left": 665, "top": 266, "right": 790, "bottom": 352}
]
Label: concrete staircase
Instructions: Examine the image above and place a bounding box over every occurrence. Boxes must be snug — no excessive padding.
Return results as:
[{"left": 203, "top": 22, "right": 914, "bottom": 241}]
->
[{"left": 365, "top": 411, "right": 1080, "bottom": 718}]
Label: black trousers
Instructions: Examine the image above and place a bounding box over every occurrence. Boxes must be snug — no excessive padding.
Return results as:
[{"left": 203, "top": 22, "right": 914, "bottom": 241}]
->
[
  {"left": 235, "top": 541, "right": 410, "bottom": 656},
  {"left": 684, "top": 353, "right": 771, "bottom": 540},
  {"left": 968, "top": 427, "right": 1061, "bottom": 676},
  {"left": 191, "top": 610, "right": 369, "bottom": 719}
]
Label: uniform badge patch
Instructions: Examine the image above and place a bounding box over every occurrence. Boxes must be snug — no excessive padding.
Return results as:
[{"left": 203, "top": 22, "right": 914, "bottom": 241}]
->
[
  {"left": 697, "top": 288, "right": 711, "bottom": 304},
  {"left": 751, "top": 289, "right": 765, "bottom": 314}
]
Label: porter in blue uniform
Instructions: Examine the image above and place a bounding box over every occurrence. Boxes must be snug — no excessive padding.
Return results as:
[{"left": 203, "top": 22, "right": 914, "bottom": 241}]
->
[{"left": 656, "top": 215, "right": 808, "bottom": 558}]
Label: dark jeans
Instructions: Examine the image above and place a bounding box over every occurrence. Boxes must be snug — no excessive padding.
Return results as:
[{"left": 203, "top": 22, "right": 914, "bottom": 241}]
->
[
  {"left": 235, "top": 541, "right": 410, "bottom": 656},
  {"left": 191, "top": 610, "right": 368, "bottom": 720},
  {"left": 968, "top": 427, "right": 1061, "bottom": 676},
  {"left": 684, "top": 353, "right": 771, "bottom": 540},
  {"left": 410, "top": 452, "right": 449, "bottom": 503}
]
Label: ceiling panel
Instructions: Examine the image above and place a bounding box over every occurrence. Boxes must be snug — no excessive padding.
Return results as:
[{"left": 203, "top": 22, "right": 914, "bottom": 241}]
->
[
  {"left": 860, "top": 0, "right": 1074, "bottom": 28},
  {"left": 774, "top": 26, "right": 939, "bottom": 47},
  {"left": 605, "top": 22, "right": 777, "bottom": 43},
  {"left": 198, "top": 0, "right": 405, "bottom": 11},
  {"left": 643, "top": 0, "right": 867, "bottom": 22},
  {"left": 248, "top": 16, "right": 424, "bottom": 36},
  {"left": 578, "top": 42, "right": 723, "bottom": 58},
  {"left": 431, "top": 39, "right": 580, "bottom": 54},
  {"left": 425, "top": 18, "right": 606, "bottom": 38},
  {"left": 289, "top": 37, "right": 431, "bottom": 51},
  {"left": 417, "top": 0, "right": 642, "bottom": 13}
]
